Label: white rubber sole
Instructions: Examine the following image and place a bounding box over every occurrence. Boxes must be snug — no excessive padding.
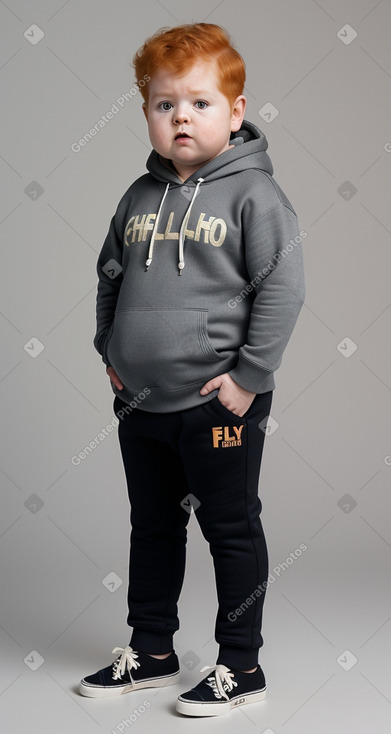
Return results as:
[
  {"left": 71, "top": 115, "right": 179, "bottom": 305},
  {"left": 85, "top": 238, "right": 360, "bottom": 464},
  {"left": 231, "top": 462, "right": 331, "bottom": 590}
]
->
[
  {"left": 176, "top": 686, "right": 266, "bottom": 717},
  {"left": 79, "top": 671, "right": 180, "bottom": 698}
]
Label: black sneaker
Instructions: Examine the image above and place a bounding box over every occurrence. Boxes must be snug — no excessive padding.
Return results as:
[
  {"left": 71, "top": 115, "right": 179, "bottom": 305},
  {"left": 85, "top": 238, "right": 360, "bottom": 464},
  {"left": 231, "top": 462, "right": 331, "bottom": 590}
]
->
[
  {"left": 79, "top": 645, "right": 180, "bottom": 698},
  {"left": 176, "top": 663, "right": 266, "bottom": 716}
]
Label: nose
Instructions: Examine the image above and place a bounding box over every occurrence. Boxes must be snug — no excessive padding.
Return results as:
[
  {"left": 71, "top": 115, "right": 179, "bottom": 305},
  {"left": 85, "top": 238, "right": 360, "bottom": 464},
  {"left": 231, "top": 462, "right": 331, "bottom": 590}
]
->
[{"left": 174, "top": 108, "right": 190, "bottom": 124}]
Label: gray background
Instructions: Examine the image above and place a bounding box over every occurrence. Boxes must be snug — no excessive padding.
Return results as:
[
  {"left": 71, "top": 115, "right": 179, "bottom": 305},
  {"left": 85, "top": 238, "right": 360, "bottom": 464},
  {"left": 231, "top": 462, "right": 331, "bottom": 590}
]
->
[{"left": 1, "top": 0, "right": 390, "bottom": 731}]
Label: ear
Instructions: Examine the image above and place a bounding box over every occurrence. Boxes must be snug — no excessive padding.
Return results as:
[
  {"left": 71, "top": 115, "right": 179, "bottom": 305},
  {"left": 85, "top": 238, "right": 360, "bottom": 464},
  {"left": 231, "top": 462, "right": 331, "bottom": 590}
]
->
[
  {"left": 142, "top": 103, "right": 148, "bottom": 121},
  {"left": 230, "top": 95, "right": 246, "bottom": 132}
]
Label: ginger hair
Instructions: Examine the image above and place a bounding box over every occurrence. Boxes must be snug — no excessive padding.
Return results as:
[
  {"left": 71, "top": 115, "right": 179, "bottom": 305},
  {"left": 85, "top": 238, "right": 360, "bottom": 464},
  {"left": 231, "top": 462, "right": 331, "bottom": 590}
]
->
[{"left": 132, "top": 22, "right": 245, "bottom": 109}]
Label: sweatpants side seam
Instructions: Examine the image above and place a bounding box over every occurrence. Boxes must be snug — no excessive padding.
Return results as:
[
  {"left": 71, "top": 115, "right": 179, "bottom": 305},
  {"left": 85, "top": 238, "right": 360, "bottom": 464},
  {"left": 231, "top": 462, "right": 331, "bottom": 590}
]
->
[{"left": 244, "top": 416, "right": 261, "bottom": 651}]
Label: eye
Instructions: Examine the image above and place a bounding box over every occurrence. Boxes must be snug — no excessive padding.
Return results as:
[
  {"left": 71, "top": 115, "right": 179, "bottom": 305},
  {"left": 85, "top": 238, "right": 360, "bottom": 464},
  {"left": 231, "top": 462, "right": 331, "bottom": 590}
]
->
[
  {"left": 159, "top": 102, "right": 172, "bottom": 111},
  {"left": 195, "top": 101, "right": 208, "bottom": 109}
]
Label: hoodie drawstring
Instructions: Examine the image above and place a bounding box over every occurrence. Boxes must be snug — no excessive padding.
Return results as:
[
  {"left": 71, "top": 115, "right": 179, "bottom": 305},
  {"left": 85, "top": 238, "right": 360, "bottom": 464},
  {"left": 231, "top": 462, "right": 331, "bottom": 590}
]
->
[
  {"left": 145, "top": 182, "right": 170, "bottom": 272},
  {"left": 177, "top": 178, "right": 204, "bottom": 275},
  {"left": 145, "top": 178, "right": 204, "bottom": 275}
]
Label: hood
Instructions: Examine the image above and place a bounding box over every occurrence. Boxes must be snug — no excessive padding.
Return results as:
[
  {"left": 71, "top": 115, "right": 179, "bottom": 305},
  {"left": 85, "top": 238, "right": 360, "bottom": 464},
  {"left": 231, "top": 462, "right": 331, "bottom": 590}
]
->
[
  {"left": 146, "top": 119, "right": 273, "bottom": 184},
  {"left": 143, "top": 119, "right": 274, "bottom": 275}
]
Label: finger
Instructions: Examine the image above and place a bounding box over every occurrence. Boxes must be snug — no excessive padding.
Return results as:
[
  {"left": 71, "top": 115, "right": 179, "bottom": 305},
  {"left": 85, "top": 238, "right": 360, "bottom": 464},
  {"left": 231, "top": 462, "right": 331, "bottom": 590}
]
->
[
  {"left": 200, "top": 376, "right": 221, "bottom": 395},
  {"left": 107, "top": 370, "right": 123, "bottom": 390}
]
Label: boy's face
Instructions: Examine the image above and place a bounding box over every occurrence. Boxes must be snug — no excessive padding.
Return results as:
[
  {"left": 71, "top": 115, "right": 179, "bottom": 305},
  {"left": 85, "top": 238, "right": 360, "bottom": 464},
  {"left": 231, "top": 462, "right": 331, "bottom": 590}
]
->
[{"left": 142, "top": 59, "right": 246, "bottom": 182}]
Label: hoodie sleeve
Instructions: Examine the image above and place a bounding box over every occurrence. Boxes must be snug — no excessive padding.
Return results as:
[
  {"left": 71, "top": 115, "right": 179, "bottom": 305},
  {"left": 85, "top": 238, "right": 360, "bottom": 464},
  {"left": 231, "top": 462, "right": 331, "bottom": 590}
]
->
[
  {"left": 93, "top": 190, "right": 130, "bottom": 367},
  {"left": 229, "top": 202, "right": 305, "bottom": 394}
]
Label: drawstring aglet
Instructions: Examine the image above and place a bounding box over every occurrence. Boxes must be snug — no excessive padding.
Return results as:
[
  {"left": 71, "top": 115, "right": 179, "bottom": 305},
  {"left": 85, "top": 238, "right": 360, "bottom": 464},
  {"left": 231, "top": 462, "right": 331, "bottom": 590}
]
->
[
  {"left": 178, "top": 262, "right": 184, "bottom": 275},
  {"left": 145, "top": 258, "right": 152, "bottom": 272}
]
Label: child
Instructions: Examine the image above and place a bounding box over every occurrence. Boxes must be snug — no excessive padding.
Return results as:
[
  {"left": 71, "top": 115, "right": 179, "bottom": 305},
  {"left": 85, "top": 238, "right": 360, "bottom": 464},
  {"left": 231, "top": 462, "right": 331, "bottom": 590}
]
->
[{"left": 80, "top": 22, "right": 305, "bottom": 717}]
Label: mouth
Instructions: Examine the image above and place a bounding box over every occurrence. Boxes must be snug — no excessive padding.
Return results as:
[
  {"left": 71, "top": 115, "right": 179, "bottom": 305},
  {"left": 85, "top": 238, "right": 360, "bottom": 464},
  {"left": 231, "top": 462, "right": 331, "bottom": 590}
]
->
[{"left": 175, "top": 132, "right": 191, "bottom": 140}]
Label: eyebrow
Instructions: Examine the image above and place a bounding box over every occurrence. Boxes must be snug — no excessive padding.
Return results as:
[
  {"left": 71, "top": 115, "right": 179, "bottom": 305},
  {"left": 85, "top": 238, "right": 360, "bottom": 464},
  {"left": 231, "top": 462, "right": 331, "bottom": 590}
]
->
[{"left": 150, "top": 90, "right": 214, "bottom": 99}]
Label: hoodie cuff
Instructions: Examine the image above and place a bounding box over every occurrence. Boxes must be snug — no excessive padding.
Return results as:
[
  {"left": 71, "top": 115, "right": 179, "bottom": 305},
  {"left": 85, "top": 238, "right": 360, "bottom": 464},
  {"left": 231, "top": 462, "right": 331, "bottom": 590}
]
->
[
  {"left": 93, "top": 327, "right": 112, "bottom": 368},
  {"left": 229, "top": 357, "right": 275, "bottom": 394}
]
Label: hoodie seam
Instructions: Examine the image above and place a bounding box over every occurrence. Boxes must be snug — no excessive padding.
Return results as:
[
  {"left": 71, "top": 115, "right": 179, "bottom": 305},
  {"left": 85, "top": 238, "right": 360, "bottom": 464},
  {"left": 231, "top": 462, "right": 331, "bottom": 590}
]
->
[
  {"left": 243, "top": 201, "right": 296, "bottom": 239},
  {"left": 250, "top": 169, "right": 296, "bottom": 211},
  {"left": 237, "top": 354, "right": 274, "bottom": 373}
]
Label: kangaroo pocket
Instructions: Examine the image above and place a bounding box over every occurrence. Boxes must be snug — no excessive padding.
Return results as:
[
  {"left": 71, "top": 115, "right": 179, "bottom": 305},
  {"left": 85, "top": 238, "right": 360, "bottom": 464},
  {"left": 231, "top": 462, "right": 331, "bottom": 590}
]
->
[{"left": 106, "top": 307, "right": 224, "bottom": 391}]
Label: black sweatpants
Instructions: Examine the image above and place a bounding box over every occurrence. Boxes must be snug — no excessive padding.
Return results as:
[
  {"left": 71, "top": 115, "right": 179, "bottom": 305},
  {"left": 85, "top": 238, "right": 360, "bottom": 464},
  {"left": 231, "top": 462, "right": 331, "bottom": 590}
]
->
[{"left": 113, "top": 389, "right": 273, "bottom": 671}]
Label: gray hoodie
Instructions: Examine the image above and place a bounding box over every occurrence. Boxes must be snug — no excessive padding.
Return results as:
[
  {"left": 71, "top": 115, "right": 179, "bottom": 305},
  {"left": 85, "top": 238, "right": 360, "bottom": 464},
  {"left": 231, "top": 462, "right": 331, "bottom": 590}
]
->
[{"left": 93, "top": 119, "right": 305, "bottom": 412}]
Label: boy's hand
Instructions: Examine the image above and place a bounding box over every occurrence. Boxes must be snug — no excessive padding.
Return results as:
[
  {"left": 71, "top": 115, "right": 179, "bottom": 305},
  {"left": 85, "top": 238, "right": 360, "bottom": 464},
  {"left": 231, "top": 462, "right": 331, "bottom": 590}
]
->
[
  {"left": 106, "top": 366, "right": 123, "bottom": 390},
  {"left": 200, "top": 373, "right": 256, "bottom": 417}
]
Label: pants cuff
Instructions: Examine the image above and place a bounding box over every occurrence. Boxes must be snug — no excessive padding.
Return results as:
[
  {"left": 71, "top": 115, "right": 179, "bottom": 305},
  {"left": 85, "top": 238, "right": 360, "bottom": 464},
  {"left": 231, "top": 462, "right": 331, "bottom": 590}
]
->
[
  {"left": 216, "top": 644, "right": 260, "bottom": 670},
  {"left": 129, "top": 628, "right": 175, "bottom": 654}
]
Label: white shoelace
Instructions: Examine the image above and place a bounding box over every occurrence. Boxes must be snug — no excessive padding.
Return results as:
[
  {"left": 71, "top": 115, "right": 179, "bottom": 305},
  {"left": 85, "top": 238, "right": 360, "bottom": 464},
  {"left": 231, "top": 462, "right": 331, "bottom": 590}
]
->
[
  {"left": 199, "top": 664, "right": 238, "bottom": 700},
  {"left": 111, "top": 646, "right": 141, "bottom": 681}
]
